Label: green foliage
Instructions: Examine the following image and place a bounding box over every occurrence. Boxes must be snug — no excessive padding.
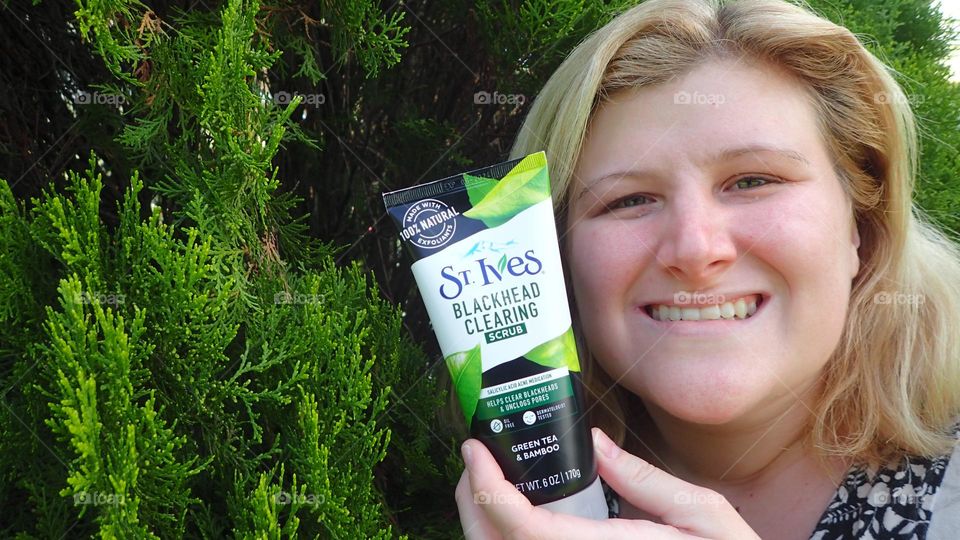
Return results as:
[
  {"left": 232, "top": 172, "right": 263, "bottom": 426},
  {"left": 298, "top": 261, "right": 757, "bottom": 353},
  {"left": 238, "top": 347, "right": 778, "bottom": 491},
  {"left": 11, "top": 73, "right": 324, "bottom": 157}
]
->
[
  {"left": 73, "top": 0, "right": 148, "bottom": 82},
  {"left": 0, "top": 0, "right": 451, "bottom": 537},
  {"left": 317, "top": 0, "right": 411, "bottom": 78},
  {"left": 0, "top": 152, "right": 437, "bottom": 537},
  {"left": 44, "top": 274, "right": 197, "bottom": 539},
  {"left": 476, "top": 0, "right": 635, "bottom": 92},
  {"left": 85, "top": 0, "right": 311, "bottom": 266},
  {"left": 806, "top": 0, "right": 960, "bottom": 236}
]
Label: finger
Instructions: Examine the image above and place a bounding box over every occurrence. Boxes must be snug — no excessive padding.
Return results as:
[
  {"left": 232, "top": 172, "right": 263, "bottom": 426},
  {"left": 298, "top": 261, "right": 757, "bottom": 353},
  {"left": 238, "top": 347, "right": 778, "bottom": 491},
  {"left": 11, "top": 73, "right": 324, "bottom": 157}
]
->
[
  {"left": 461, "top": 439, "right": 537, "bottom": 536},
  {"left": 463, "top": 439, "right": 697, "bottom": 540},
  {"left": 592, "top": 428, "right": 756, "bottom": 540},
  {"left": 455, "top": 469, "right": 503, "bottom": 540}
]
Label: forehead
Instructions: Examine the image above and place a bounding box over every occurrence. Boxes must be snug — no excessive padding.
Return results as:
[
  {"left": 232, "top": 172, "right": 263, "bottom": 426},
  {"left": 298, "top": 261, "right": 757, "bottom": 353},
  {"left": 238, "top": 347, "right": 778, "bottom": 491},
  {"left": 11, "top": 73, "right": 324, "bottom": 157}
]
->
[{"left": 575, "top": 59, "right": 828, "bottom": 180}]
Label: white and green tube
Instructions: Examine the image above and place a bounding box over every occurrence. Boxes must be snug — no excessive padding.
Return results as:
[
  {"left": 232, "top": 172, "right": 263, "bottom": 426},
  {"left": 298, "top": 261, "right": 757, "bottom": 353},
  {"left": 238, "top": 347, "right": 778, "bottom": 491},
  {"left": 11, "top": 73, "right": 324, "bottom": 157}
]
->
[{"left": 383, "top": 152, "right": 607, "bottom": 519}]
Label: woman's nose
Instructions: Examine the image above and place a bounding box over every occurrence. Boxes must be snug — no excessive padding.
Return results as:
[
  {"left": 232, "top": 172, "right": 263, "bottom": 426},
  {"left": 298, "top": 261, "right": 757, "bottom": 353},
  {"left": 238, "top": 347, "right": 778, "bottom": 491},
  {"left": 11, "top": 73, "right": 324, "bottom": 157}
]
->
[{"left": 655, "top": 191, "right": 738, "bottom": 284}]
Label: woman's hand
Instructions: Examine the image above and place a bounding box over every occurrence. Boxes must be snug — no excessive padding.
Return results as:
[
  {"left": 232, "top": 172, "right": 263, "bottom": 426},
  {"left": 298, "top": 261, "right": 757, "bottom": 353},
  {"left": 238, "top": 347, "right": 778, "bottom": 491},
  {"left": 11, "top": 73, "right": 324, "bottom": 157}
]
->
[{"left": 455, "top": 428, "right": 760, "bottom": 540}]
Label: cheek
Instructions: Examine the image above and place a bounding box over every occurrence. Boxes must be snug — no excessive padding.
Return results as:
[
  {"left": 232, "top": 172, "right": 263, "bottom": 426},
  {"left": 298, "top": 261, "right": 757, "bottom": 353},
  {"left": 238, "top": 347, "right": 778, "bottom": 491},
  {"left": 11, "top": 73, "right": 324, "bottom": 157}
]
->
[
  {"left": 568, "top": 222, "right": 647, "bottom": 311},
  {"left": 567, "top": 219, "right": 666, "bottom": 381},
  {"left": 762, "top": 191, "right": 857, "bottom": 290},
  {"left": 744, "top": 191, "right": 856, "bottom": 362}
]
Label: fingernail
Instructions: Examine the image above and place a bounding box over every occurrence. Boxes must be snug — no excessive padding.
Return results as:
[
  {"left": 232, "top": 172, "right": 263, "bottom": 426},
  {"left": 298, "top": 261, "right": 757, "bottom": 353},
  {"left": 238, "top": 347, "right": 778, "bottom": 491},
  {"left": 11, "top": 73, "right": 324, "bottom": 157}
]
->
[
  {"left": 461, "top": 441, "right": 474, "bottom": 468},
  {"left": 593, "top": 428, "right": 620, "bottom": 460}
]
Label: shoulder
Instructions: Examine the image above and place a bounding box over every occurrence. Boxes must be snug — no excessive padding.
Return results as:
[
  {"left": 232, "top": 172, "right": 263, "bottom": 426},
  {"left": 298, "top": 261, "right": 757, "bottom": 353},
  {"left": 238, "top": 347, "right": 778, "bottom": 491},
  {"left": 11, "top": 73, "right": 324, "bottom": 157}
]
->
[
  {"left": 811, "top": 422, "right": 960, "bottom": 540},
  {"left": 928, "top": 426, "right": 960, "bottom": 539}
]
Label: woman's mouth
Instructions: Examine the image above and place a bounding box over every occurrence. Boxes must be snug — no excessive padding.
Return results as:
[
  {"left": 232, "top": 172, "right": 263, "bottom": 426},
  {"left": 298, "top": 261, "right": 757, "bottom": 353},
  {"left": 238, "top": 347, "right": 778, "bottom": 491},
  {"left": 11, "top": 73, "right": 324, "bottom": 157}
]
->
[{"left": 643, "top": 294, "right": 765, "bottom": 322}]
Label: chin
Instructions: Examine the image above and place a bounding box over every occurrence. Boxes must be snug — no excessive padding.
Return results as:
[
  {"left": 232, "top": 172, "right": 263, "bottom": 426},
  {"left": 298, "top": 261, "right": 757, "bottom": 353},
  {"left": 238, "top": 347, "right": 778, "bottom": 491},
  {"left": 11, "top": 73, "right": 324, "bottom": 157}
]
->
[
  {"left": 638, "top": 364, "right": 768, "bottom": 426},
  {"left": 655, "top": 396, "right": 754, "bottom": 426}
]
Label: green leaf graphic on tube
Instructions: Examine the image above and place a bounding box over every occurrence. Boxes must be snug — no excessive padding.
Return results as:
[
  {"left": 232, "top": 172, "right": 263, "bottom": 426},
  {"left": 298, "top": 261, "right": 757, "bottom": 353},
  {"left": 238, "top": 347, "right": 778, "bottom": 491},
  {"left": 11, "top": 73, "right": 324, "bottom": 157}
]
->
[
  {"left": 524, "top": 326, "right": 580, "bottom": 372},
  {"left": 463, "top": 153, "right": 550, "bottom": 228},
  {"left": 497, "top": 254, "right": 507, "bottom": 274},
  {"left": 464, "top": 173, "right": 497, "bottom": 206},
  {"left": 445, "top": 343, "right": 482, "bottom": 423}
]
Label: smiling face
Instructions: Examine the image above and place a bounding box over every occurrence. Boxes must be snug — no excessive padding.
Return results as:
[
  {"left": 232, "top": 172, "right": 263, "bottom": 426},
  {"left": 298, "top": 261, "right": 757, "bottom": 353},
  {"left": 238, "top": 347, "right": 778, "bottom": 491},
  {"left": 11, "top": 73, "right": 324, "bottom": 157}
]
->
[{"left": 567, "top": 59, "right": 862, "bottom": 426}]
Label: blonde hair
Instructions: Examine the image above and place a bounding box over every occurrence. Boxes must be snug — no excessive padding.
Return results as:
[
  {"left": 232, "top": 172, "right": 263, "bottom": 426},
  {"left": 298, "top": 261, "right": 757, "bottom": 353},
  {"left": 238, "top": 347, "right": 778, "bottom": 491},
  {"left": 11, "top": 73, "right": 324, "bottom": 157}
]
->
[{"left": 510, "top": 0, "right": 960, "bottom": 466}]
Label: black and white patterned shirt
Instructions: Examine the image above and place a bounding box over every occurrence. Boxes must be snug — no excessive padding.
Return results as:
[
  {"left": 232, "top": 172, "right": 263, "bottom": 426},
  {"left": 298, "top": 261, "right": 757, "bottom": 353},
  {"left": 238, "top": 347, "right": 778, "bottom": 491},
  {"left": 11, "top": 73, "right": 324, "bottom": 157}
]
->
[{"left": 604, "top": 431, "right": 960, "bottom": 539}]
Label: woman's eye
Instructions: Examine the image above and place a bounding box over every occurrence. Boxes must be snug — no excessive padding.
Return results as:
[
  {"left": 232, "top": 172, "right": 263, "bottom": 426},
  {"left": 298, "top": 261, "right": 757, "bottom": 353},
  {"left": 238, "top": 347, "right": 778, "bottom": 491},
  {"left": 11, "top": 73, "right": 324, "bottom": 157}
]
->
[
  {"left": 732, "top": 176, "right": 775, "bottom": 190},
  {"left": 609, "top": 194, "right": 652, "bottom": 209}
]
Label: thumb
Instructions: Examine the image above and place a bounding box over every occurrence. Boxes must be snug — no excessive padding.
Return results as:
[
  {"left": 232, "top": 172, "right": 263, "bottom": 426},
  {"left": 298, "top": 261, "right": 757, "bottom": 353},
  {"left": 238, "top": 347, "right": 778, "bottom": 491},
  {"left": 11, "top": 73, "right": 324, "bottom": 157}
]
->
[
  {"left": 461, "top": 439, "right": 537, "bottom": 535},
  {"left": 592, "top": 428, "right": 757, "bottom": 540}
]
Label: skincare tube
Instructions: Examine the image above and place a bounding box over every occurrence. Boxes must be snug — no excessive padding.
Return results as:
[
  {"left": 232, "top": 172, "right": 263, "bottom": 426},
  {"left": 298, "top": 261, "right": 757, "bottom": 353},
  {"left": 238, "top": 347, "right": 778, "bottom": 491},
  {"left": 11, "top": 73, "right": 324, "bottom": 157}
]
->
[{"left": 383, "top": 151, "right": 607, "bottom": 520}]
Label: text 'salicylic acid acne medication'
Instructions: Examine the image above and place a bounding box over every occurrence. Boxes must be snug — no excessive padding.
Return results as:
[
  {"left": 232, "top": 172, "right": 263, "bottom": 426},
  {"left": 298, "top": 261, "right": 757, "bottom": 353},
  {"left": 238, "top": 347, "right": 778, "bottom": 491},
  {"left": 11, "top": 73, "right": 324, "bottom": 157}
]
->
[{"left": 383, "top": 151, "right": 608, "bottom": 519}]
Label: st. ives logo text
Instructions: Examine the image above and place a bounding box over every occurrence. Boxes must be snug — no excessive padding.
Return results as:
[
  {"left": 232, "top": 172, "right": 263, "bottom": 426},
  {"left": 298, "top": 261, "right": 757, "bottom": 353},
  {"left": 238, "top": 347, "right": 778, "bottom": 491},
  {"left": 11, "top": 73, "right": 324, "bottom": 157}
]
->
[{"left": 439, "top": 250, "right": 543, "bottom": 300}]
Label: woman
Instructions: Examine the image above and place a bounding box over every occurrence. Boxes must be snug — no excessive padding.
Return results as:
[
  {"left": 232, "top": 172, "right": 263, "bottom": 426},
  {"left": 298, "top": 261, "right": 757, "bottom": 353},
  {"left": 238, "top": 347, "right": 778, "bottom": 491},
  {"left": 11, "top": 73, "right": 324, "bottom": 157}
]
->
[{"left": 455, "top": 0, "right": 960, "bottom": 538}]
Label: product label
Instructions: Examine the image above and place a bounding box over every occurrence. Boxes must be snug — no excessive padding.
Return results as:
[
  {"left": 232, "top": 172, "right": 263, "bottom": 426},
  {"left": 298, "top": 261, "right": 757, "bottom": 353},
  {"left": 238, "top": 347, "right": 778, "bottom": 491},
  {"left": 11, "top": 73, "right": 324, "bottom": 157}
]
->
[
  {"left": 412, "top": 199, "right": 570, "bottom": 368},
  {"left": 400, "top": 198, "right": 460, "bottom": 250},
  {"left": 476, "top": 368, "right": 574, "bottom": 421},
  {"left": 384, "top": 152, "right": 597, "bottom": 506}
]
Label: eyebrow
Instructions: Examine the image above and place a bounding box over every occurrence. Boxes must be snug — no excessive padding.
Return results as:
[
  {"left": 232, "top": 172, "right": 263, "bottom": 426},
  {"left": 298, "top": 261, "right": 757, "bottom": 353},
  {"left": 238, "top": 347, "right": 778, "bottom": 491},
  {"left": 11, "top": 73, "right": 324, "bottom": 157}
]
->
[
  {"left": 716, "top": 145, "right": 810, "bottom": 166},
  {"left": 577, "top": 144, "right": 810, "bottom": 200}
]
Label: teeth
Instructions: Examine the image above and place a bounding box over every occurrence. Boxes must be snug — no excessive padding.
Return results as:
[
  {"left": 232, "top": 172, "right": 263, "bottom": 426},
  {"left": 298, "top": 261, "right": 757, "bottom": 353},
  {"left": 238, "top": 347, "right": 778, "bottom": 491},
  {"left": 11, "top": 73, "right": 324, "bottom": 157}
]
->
[
  {"left": 647, "top": 295, "right": 762, "bottom": 322},
  {"left": 734, "top": 299, "right": 746, "bottom": 319},
  {"left": 701, "top": 305, "right": 721, "bottom": 320}
]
